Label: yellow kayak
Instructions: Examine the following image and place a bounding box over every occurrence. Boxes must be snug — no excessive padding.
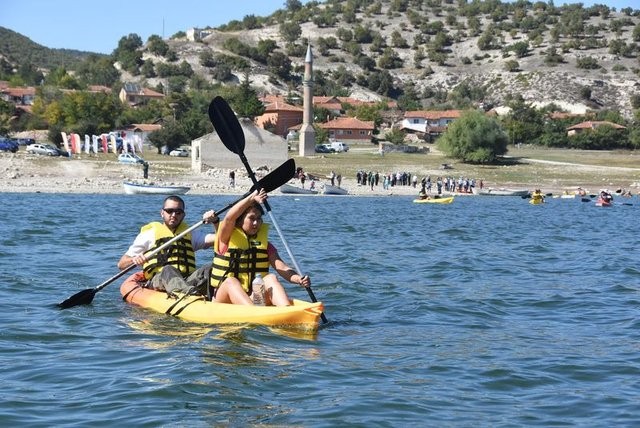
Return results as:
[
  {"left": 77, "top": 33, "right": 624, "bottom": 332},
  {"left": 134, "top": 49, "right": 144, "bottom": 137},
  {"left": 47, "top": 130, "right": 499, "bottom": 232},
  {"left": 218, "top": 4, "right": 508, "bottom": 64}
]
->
[
  {"left": 529, "top": 197, "right": 544, "bottom": 205},
  {"left": 413, "top": 196, "right": 454, "bottom": 204},
  {"left": 120, "top": 272, "right": 324, "bottom": 330}
]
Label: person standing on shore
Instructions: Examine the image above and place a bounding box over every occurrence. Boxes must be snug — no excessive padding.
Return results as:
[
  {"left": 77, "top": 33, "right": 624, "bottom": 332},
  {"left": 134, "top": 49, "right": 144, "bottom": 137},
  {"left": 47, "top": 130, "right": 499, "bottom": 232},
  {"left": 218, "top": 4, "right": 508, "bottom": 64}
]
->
[
  {"left": 117, "top": 196, "right": 218, "bottom": 295},
  {"left": 229, "top": 170, "right": 235, "bottom": 188}
]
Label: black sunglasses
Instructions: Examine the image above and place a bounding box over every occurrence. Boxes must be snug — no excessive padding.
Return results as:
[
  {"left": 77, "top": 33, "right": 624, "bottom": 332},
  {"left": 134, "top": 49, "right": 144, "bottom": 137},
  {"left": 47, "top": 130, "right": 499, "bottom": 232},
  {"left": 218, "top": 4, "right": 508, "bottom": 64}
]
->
[{"left": 163, "top": 208, "right": 184, "bottom": 215}]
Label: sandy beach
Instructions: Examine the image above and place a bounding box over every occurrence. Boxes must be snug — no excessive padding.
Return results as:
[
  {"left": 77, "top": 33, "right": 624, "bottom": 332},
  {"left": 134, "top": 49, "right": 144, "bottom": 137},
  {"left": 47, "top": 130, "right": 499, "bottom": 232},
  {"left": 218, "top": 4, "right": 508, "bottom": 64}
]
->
[{"left": 0, "top": 152, "right": 425, "bottom": 197}]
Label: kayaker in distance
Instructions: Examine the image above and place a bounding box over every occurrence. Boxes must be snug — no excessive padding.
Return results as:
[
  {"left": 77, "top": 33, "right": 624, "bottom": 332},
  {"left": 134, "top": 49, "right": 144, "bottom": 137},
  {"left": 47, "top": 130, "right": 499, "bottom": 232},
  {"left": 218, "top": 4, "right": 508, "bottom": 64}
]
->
[
  {"left": 117, "top": 196, "right": 218, "bottom": 294},
  {"left": 531, "top": 188, "right": 545, "bottom": 203},
  {"left": 210, "top": 188, "right": 311, "bottom": 306}
]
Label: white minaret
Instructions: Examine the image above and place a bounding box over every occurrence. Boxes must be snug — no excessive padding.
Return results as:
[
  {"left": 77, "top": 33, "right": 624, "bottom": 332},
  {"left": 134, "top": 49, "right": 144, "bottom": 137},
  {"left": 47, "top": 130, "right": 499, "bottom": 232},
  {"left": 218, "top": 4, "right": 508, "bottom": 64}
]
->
[{"left": 299, "top": 44, "right": 316, "bottom": 157}]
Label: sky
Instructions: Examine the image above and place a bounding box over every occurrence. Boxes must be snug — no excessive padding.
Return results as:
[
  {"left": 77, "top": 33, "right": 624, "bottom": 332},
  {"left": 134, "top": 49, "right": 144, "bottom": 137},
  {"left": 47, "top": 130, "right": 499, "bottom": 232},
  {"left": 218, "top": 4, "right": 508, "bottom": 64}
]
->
[
  {"left": 0, "top": 0, "right": 305, "bottom": 54},
  {"left": 1, "top": 0, "right": 637, "bottom": 55}
]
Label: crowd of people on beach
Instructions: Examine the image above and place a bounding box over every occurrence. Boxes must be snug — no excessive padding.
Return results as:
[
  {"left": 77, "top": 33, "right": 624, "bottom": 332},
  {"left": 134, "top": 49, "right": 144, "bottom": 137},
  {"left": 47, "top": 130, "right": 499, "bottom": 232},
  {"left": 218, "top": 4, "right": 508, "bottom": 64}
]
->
[{"left": 355, "top": 170, "right": 481, "bottom": 195}]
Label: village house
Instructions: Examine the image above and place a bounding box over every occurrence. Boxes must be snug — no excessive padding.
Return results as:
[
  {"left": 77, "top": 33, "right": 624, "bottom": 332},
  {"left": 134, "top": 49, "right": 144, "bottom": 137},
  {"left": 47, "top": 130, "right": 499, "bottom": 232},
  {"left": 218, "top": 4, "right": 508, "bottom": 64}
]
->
[
  {"left": 121, "top": 123, "right": 163, "bottom": 146},
  {"left": 318, "top": 116, "right": 375, "bottom": 143},
  {"left": 0, "top": 83, "right": 36, "bottom": 112},
  {"left": 119, "top": 83, "right": 164, "bottom": 107},
  {"left": 313, "top": 95, "right": 396, "bottom": 115},
  {"left": 401, "top": 110, "right": 463, "bottom": 140},
  {"left": 254, "top": 96, "right": 303, "bottom": 138},
  {"left": 566, "top": 120, "right": 626, "bottom": 136}
]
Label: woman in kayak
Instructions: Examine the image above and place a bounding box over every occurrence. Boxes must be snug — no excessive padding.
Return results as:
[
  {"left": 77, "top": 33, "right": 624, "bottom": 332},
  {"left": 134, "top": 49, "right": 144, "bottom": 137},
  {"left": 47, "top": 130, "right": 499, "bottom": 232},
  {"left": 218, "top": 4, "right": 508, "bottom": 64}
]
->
[{"left": 209, "top": 188, "right": 311, "bottom": 306}]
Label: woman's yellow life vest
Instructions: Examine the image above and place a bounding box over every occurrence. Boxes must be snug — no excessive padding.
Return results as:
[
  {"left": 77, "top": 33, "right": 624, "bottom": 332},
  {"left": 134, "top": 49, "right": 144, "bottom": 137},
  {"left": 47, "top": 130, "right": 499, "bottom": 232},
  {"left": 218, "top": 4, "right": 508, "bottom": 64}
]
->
[
  {"left": 210, "top": 223, "right": 270, "bottom": 293},
  {"left": 141, "top": 221, "right": 196, "bottom": 280}
]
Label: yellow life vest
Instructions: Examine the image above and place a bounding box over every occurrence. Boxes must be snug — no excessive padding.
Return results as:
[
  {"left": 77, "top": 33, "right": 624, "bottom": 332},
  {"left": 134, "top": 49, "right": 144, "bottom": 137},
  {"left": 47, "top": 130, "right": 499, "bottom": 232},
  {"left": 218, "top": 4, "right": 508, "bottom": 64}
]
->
[
  {"left": 141, "top": 221, "right": 196, "bottom": 280},
  {"left": 210, "top": 224, "right": 270, "bottom": 293}
]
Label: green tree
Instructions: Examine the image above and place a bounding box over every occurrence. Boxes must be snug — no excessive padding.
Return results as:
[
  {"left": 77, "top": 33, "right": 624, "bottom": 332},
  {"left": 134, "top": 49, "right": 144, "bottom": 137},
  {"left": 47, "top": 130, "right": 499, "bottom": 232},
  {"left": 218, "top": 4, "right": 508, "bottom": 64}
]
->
[
  {"left": 147, "top": 120, "right": 189, "bottom": 154},
  {"left": 267, "top": 51, "right": 291, "bottom": 80},
  {"left": 437, "top": 110, "right": 508, "bottom": 163},
  {"left": 279, "top": 21, "right": 302, "bottom": 43},
  {"left": 230, "top": 72, "right": 265, "bottom": 119},
  {"left": 113, "top": 34, "right": 143, "bottom": 74},
  {"left": 385, "top": 128, "right": 406, "bottom": 145},
  {"left": 147, "top": 35, "right": 169, "bottom": 56},
  {"left": 505, "top": 59, "right": 520, "bottom": 72}
]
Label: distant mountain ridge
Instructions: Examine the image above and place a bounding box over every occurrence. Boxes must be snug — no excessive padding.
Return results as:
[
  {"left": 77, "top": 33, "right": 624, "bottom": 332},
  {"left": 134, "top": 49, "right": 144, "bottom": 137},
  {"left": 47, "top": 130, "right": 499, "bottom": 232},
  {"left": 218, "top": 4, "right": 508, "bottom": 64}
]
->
[{"left": 0, "top": 26, "right": 102, "bottom": 71}]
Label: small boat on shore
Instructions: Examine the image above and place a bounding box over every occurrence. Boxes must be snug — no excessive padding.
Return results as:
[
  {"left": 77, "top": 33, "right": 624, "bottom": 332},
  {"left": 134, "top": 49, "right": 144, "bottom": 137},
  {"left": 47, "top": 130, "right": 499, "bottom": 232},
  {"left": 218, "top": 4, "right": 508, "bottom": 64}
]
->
[
  {"left": 120, "top": 272, "right": 324, "bottom": 329},
  {"left": 413, "top": 196, "right": 454, "bottom": 204},
  {"left": 279, "top": 183, "right": 318, "bottom": 195},
  {"left": 322, "top": 184, "right": 348, "bottom": 195},
  {"left": 476, "top": 188, "right": 530, "bottom": 197},
  {"left": 123, "top": 181, "right": 190, "bottom": 195}
]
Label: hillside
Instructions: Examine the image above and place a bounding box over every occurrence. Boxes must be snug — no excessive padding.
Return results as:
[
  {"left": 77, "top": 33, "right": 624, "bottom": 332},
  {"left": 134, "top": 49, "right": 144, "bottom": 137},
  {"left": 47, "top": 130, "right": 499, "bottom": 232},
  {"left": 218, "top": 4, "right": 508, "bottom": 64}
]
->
[{"left": 136, "top": 0, "right": 640, "bottom": 118}]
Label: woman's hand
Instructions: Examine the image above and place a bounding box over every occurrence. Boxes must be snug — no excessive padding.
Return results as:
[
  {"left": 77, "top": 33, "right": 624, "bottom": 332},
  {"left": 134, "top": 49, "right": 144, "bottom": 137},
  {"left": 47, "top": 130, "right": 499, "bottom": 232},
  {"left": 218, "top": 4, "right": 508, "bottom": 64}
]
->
[
  {"left": 293, "top": 274, "right": 311, "bottom": 288},
  {"left": 253, "top": 188, "right": 268, "bottom": 204}
]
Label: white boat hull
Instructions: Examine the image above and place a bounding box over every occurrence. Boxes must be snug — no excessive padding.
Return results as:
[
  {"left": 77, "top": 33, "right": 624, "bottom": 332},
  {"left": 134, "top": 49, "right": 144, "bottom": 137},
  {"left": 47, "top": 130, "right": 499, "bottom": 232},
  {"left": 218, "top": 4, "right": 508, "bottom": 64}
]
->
[
  {"left": 123, "top": 181, "right": 190, "bottom": 195},
  {"left": 322, "top": 184, "right": 348, "bottom": 195},
  {"left": 279, "top": 183, "right": 318, "bottom": 195},
  {"left": 475, "top": 188, "right": 529, "bottom": 197}
]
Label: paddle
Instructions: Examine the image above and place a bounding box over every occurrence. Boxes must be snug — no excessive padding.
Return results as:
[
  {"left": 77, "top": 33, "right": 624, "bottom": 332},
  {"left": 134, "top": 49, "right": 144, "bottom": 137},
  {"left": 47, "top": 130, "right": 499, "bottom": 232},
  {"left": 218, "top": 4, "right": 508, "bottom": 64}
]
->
[
  {"left": 58, "top": 159, "right": 295, "bottom": 309},
  {"left": 209, "top": 96, "right": 328, "bottom": 324}
]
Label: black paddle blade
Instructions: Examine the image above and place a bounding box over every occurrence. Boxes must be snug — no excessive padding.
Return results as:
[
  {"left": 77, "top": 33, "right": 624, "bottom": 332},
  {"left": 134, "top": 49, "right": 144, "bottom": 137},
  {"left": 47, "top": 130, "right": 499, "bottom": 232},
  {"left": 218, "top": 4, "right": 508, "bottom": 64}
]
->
[
  {"left": 251, "top": 159, "right": 296, "bottom": 193},
  {"left": 58, "top": 288, "right": 97, "bottom": 309},
  {"left": 208, "top": 96, "right": 245, "bottom": 155}
]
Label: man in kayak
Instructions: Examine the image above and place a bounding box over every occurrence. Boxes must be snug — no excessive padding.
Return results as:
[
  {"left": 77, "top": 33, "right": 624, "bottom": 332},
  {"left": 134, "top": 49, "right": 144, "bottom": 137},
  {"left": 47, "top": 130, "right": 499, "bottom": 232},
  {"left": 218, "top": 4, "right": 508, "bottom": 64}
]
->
[
  {"left": 209, "top": 188, "right": 311, "bottom": 306},
  {"left": 117, "top": 196, "right": 218, "bottom": 295}
]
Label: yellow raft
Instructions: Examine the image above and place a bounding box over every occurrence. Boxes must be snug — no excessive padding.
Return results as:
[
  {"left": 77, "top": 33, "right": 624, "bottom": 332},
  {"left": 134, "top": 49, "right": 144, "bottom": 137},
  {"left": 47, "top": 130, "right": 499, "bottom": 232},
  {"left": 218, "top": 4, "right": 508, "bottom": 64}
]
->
[
  {"left": 413, "top": 196, "right": 454, "bottom": 204},
  {"left": 120, "top": 272, "right": 324, "bottom": 330}
]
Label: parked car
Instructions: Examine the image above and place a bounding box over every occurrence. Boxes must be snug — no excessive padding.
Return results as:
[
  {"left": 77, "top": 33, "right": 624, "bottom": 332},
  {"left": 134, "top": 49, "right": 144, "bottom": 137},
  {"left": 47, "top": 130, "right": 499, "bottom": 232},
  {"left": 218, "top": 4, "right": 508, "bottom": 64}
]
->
[
  {"left": 118, "top": 153, "right": 145, "bottom": 164},
  {"left": 330, "top": 141, "right": 349, "bottom": 152},
  {"left": 315, "top": 144, "right": 335, "bottom": 154},
  {"left": 26, "top": 143, "right": 59, "bottom": 156},
  {"left": 0, "top": 138, "right": 19, "bottom": 153},
  {"left": 15, "top": 138, "right": 35, "bottom": 146},
  {"left": 169, "top": 148, "right": 190, "bottom": 157}
]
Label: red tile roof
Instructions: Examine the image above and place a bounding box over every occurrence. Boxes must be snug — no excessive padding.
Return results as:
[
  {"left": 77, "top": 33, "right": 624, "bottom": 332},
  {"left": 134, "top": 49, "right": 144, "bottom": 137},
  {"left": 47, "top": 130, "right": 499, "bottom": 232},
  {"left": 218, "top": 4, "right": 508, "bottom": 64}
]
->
[
  {"left": 318, "top": 116, "right": 374, "bottom": 130},
  {"left": 404, "top": 110, "right": 462, "bottom": 119},
  {"left": 566, "top": 120, "right": 626, "bottom": 130}
]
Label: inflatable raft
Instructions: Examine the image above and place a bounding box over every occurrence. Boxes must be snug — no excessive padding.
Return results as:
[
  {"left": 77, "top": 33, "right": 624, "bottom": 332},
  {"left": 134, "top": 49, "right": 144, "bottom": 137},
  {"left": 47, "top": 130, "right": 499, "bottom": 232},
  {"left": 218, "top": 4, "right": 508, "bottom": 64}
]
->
[{"left": 120, "top": 272, "right": 324, "bottom": 330}]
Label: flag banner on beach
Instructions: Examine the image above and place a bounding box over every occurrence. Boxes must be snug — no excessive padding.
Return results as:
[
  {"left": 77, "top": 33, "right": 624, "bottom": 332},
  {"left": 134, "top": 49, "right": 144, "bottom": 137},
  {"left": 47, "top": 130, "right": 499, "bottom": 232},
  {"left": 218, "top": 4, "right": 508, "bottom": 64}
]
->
[
  {"left": 92, "top": 135, "right": 98, "bottom": 154},
  {"left": 70, "top": 134, "right": 77, "bottom": 153},
  {"left": 128, "top": 137, "right": 135, "bottom": 155},
  {"left": 73, "top": 134, "right": 82, "bottom": 154},
  {"left": 84, "top": 135, "right": 90, "bottom": 154},
  {"left": 100, "top": 135, "right": 108, "bottom": 154},
  {"left": 110, "top": 134, "right": 117, "bottom": 153},
  {"left": 134, "top": 134, "right": 143, "bottom": 153},
  {"left": 61, "top": 132, "right": 70, "bottom": 153}
]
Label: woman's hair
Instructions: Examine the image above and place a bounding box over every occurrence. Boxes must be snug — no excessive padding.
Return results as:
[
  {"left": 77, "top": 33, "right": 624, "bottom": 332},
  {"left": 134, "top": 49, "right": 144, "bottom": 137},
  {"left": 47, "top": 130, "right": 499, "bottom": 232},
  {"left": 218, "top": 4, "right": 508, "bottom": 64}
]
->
[{"left": 236, "top": 202, "right": 265, "bottom": 227}]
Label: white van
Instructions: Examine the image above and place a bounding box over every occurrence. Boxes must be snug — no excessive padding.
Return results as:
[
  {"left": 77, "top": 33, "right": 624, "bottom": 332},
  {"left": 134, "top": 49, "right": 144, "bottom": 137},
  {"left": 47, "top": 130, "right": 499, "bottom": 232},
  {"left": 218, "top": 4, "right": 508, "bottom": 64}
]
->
[{"left": 330, "top": 141, "right": 349, "bottom": 152}]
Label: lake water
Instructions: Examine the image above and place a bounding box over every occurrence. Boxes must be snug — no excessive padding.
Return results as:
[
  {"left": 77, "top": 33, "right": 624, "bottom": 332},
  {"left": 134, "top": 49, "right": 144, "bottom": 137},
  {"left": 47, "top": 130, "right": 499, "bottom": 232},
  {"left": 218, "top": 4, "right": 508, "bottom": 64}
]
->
[{"left": 2, "top": 192, "right": 640, "bottom": 426}]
